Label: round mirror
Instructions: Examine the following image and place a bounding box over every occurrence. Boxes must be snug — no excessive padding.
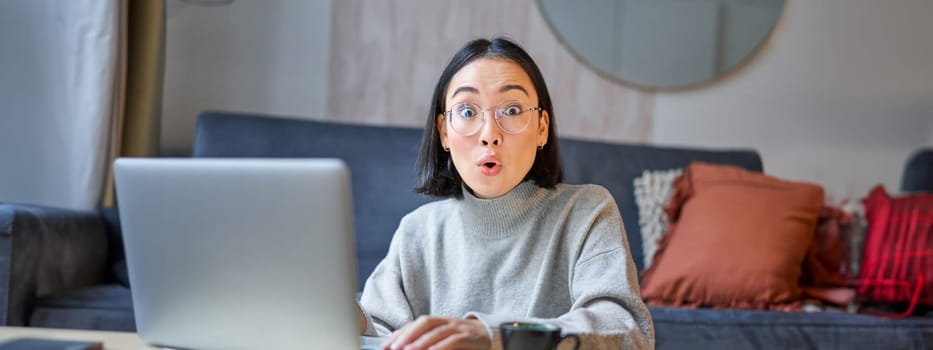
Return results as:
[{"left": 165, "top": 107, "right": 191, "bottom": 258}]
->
[{"left": 537, "top": 0, "right": 786, "bottom": 90}]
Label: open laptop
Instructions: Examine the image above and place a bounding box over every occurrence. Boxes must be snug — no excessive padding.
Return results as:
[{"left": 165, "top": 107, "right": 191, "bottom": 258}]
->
[{"left": 114, "top": 158, "right": 382, "bottom": 350}]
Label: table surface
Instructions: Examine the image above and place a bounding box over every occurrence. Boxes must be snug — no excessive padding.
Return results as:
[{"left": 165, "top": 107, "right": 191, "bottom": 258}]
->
[
  {"left": 0, "top": 327, "right": 388, "bottom": 350},
  {"left": 0, "top": 327, "right": 154, "bottom": 350}
]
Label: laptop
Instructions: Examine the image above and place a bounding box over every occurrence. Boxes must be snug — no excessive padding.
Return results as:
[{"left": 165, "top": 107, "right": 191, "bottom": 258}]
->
[{"left": 114, "top": 158, "right": 382, "bottom": 350}]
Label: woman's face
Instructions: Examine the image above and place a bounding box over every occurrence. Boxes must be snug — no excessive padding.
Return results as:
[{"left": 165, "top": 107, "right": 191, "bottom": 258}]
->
[{"left": 437, "top": 57, "right": 549, "bottom": 199}]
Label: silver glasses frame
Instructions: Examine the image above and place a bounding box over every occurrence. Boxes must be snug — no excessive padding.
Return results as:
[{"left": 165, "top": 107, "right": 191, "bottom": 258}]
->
[{"left": 444, "top": 100, "right": 543, "bottom": 136}]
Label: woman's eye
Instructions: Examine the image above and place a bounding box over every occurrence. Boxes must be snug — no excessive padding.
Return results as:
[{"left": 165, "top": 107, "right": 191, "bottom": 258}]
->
[
  {"left": 502, "top": 106, "right": 522, "bottom": 116},
  {"left": 457, "top": 106, "right": 477, "bottom": 119}
]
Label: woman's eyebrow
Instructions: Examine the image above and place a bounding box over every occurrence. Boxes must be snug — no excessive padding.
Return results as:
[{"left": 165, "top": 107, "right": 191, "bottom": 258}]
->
[
  {"left": 451, "top": 86, "right": 479, "bottom": 98},
  {"left": 500, "top": 84, "right": 529, "bottom": 96}
]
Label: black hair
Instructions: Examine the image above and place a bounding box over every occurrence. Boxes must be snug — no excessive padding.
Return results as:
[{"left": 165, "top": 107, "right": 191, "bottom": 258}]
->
[{"left": 414, "top": 37, "right": 563, "bottom": 198}]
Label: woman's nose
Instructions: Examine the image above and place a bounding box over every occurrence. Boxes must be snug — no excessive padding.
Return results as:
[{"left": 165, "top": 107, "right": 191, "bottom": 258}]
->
[{"left": 479, "top": 110, "right": 501, "bottom": 146}]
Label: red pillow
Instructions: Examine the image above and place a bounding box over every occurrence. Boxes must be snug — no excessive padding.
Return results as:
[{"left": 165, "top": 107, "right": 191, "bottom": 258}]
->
[
  {"left": 641, "top": 162, "right": 824, "bottom": 311},
  {"left": 857, "top": 186, "right": 933, "bottom": 317}
]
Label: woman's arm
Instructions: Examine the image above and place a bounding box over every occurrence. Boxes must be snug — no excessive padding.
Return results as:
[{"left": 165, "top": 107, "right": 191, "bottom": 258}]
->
[
  {"left": 358, "top": 214, "right": 420, "bottom": 337},
  {"left": 389, "top": 245, "right": 653, "bottom": 350},
  {"left": 465, "top": 249, "right": 654, "bottom": 349},
  {"left": 358, "top": 258, "right": 415, "bottom": 336}
]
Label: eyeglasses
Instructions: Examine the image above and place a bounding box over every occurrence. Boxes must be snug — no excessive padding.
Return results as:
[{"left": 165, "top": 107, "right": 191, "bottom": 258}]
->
[{"left": 444, "top": 100, "right": 543, "bottom": 136}]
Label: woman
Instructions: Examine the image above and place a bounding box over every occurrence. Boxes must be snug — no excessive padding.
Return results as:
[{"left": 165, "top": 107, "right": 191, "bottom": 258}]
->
[{"left": 358, "top": 37, "right": 654, "bottom": 350}]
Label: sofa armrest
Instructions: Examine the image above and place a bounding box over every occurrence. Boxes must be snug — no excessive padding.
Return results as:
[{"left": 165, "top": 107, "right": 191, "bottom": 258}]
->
[{"left": 0, "top": 203, "right": 108, "bottom": 326}]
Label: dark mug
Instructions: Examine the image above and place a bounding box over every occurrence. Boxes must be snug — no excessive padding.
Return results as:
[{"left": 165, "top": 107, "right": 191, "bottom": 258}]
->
[{"left": 500, "top": 322, "right": 580, "bottom": 350}]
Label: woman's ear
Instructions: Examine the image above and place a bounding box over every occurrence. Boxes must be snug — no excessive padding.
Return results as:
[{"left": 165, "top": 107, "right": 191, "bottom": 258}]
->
[
  {"left": 538, "top": 110, "right": 550, "bottom": 147},
  {"left": 436, "top": 114, "right": 448, "bottom": 150}
]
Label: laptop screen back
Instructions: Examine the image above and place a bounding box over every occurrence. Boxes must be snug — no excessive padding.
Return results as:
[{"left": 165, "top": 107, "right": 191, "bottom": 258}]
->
[{"left": 114, "top": 158, "right": 359, "bottom": 350}]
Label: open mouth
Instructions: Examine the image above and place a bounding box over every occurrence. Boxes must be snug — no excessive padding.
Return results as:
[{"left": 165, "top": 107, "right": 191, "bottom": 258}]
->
[{"left": 477, "top": 155, "right": 502, "bottom": 176}]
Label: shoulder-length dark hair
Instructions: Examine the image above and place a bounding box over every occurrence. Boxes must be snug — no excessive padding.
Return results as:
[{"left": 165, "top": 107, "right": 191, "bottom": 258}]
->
[{"left": 414, "top": 37, "right": 563, "bottom": 198}]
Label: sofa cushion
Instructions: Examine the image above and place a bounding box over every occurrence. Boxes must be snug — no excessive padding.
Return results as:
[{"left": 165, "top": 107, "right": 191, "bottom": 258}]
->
[
  {"left": 558, "top": 139, "right": 763, "bottom": 272},
  {"left": 801, "top": 206, "right": 854, "bottom": 289},
  {"left": 798, "top": 206, "right": 858, "bottom": 307},
  {"left": 650, "top": 306, "right": 933, "bottom": 350},
  {"left": 641, "top": 162, "right": 824, "bottom": 310},
  {"left": 29, "top": 284, "right": 135, "bottom": 331},
  {"left": 633, "top": 168, "right": 682, "bottom": 269},
  {"left": 858, "top": 186, "right": 933, "bottom": 315}
]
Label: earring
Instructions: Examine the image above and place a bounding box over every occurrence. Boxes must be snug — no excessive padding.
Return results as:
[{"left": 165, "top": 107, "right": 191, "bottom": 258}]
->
[
  {"left": 443, "top": 146, "right": 450, "bottom": 152},
  {"left": 537, "top": 144, "right": 544, "bottom": 150}
]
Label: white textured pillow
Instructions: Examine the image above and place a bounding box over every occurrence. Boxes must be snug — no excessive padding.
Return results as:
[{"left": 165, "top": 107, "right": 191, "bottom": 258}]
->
[{"left": 633, "top": 168, "right": 683, "bottom": 269}]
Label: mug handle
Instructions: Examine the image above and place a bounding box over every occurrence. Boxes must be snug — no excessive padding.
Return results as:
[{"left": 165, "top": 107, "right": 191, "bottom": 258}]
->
[{"left": 558, "top": 333, "right": 580, "bottom": 350}]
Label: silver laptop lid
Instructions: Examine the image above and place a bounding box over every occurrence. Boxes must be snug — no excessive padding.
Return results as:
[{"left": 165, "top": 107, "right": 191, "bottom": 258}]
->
[{"left": 114, "top": 158, "right": 359, "bottom": 350}]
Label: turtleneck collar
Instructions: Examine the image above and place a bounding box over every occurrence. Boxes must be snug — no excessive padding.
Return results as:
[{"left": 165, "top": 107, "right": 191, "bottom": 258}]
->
[{"left": 459, "top": 181, "right": 552, "bottom": 239}]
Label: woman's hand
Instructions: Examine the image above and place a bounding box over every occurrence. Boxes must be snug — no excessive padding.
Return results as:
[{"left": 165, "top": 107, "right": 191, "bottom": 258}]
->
[
  {"left": 359, "top": 306, "right": 368, "bottom": 335},
  {"left": 383, "top": 316, "right": 491, "bottom": 350}
]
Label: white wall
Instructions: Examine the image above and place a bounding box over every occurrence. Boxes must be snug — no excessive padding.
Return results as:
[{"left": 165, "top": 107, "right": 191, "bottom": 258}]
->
[
  {"left": 653, "top": 0, "right": 933, "bottom": 200},
  {"left": 161, "top": 0, "right": 332, "bottom": 155}
]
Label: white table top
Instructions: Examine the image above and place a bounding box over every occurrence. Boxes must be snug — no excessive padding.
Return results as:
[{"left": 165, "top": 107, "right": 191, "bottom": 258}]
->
[
  {"left": 0, "top": 327, "right": 154, "bottom": 350},
  {"left": 0, "top": 326, "right": 387, "bottom": 350}
]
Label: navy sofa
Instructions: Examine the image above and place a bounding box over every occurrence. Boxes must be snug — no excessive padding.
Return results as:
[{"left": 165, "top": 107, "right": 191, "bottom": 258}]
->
[{"left": 3, "top": 111, "right": 932, "bottom": 349}]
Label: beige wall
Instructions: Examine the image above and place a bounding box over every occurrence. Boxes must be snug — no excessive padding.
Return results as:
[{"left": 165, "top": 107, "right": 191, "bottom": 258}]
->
[
  {"left": 652, "top": 0, "right": 933, "bottom": 200},
  {"left": 326, "top": 0, "right": 653, "bottom": 143},
  {"left": 158, "top": 1, "right": 931, "bottom": 203},
  {"left": 160, "top": 0, "right": 333, "bottom": 154},
  {"left": 160, "top": 0, "right": 652, "bottom": 154}
]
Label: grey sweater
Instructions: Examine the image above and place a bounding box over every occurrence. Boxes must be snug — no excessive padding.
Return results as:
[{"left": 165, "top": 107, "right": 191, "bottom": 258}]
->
[{"left": 359, "top": 181, "right": 654, "bottom": 349}]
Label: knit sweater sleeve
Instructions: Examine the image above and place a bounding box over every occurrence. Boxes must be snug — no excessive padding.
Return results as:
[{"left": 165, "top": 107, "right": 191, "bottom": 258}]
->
[
  {"left": 466, "top": 188, "right": 655, "bottom": 349},
  {"left": 357, "top": 213, "right": 419, "bottom": 337}
]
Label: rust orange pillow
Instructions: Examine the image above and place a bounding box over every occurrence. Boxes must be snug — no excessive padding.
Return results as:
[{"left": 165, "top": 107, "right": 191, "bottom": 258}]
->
[{"left": 641, "top": 162, "right": 824, "bottom": 311}]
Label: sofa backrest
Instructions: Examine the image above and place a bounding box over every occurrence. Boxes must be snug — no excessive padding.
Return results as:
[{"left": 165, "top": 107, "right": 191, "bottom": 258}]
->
[
  {"left": 193, "top": 111, "right": 433, "bottom": 290},
  {"left": 192, "top": 111, "right": 762, "bottom": 285},
  {"left": 901, "top": 148, "right": 933, "bottom": 193}
]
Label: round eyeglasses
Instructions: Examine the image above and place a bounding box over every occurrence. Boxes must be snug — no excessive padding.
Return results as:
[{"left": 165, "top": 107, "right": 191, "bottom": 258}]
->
[{"left": 444, "top": 100, "right": 543, "bottom": 136}]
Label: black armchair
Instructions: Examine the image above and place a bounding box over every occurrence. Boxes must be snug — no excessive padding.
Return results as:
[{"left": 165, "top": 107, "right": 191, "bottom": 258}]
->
[{"left": 0, "top": 204, "right": 118, "bottom": 329}]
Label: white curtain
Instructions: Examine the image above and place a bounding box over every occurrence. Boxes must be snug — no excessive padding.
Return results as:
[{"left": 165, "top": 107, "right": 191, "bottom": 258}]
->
[{"left": 0, "top": 0, "right": 124, "bottom": 211}]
